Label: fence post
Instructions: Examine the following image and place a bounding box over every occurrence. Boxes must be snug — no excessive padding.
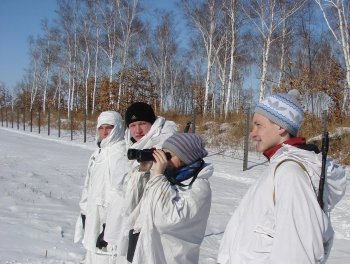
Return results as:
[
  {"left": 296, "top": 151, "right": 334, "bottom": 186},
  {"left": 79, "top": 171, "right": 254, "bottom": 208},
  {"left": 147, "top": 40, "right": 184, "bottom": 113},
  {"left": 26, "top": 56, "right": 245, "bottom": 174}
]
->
[
  {"left": 48, "top": 108, "right": 50, "bottom": 136},
  {"left": 1, "top": 107, "right": 3, "bottom": 127},
  {"left": 243, "top": 107, "right": 250, "bottom": 171},
  {"left": 84, "top": 109, "right": 87, "bottom": 143},
  {"left": 38, "top": 107, "right": 41, "bottom": 134},
  {"left": 30, "top": 109, "right": 33, "bottom": 132},
  {"left": 70, "top": 110, "right": 73, "bottom": 141},
  {"left": 17, "top": 108, "right": 19, "bottom": 130},
  {"left": 58, "top": 108, "right": 61, "bottom": 138},
  {"left": 23, "top": 108, "right": 26, "bottom": 131},
  {"left": 5, "top": 107, "right": 8, "bottom": 127},
  {"left": 11, "top": 109, "right": 14, "bottom": 128}
]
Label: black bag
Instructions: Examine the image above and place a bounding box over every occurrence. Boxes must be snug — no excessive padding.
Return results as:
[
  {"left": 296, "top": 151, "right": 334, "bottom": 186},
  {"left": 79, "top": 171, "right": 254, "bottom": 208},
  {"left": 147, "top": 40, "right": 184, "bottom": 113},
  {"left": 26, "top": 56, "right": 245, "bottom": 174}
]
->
[{"left": 127, "top": 229, "right": 140, "bottom": 262}]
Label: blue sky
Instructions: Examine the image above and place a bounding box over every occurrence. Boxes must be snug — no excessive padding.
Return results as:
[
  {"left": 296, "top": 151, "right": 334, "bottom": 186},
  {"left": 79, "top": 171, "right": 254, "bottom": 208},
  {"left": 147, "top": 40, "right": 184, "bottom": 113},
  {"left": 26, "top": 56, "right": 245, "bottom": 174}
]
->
[
  {"left": 0, "top": 0, "right": 57, "bottom": 91},
  {"left": 0, "top": 0, "right": 178, "bottom": 92}
]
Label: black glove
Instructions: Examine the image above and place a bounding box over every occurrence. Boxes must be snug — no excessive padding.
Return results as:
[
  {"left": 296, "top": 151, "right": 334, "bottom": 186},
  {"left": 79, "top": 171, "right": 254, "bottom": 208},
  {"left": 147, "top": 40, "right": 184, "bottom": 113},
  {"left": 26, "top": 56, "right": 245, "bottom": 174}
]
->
[
  {"left": 81, "top": 214, "right": 86, "bottom": 230},
  {"left": 96, "top": 223, "right": 108, "bottom": 249}
]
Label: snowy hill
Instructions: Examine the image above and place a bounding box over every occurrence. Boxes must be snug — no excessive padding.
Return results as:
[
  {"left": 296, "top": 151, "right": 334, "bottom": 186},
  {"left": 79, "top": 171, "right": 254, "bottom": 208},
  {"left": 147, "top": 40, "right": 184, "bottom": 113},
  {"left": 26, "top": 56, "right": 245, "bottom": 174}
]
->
[{"left": 0, "top": 127, "right": 349, "bottom": 263}]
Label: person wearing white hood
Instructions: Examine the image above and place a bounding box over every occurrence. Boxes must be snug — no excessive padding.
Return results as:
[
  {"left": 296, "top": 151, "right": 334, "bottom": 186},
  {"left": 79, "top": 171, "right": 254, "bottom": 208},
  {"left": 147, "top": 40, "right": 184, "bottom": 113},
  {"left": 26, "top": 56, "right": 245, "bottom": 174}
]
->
[
  {"left": 217, "top": 90, "right": 347, "bottom": 264},
  {"left": 74, "top": 111, "right": 129, "bottom": 264}
]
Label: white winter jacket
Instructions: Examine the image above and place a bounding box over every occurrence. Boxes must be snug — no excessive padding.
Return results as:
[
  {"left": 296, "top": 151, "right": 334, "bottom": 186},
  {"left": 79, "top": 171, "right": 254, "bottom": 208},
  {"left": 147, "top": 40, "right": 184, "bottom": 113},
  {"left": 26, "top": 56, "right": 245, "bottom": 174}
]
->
[
  {"left": 104, "top": 116, "right": 177, "bottom": 246},
  {"left": 74, "top": 114, "right": 129, "bottom": 254},
  {"left": 217, "top": 144, "right": 346, "bottom": 264},
  {"left": 122, "top": 163, "right": 213, "bottom": 264}
]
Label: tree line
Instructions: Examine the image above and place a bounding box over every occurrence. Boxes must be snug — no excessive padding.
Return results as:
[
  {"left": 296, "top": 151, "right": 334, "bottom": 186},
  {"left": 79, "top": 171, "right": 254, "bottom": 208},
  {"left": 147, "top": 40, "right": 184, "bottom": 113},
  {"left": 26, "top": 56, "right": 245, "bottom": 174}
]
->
[{"left": 0, "top": 0, "right": 349, "bottom": 121}]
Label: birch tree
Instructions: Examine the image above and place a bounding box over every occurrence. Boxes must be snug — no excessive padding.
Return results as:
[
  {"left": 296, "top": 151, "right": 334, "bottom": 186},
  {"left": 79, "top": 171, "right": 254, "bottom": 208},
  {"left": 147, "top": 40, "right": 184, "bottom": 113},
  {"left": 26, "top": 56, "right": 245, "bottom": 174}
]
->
[
  {"left": 146, "top": 12, "right": 178, "bottom": 111},
  {"left": 38, "top": 20, "right": 60, "bottom": 113},
  {"left": 0, "top": 83, "right": 12, "bottom": 109},
  {"left": 181, "top": 0, "right": 225, "bottom": 115},
  {"left": 80, "top": 16, "right": 93, "bottom": 116},
  {"left": 314, "top": 0, "right": 350, "bottom": 112},
  {"left": 209, "top": 0, "right": 245, "bottom": 117},
  {"left": 276, "top": 5, "right": 290, "bottom": 86},
  {"left": 94, "top": 0, "right": 120, "bottom": 105},
  {"left": 296, "top": 5, "right": 323, "bottom": 116},
  {"left": 57, "top": 0, "right": 81, "bottom": 117},
  {"left": 215, "top": 29, "right": 229, "bottom": 117},
  {"left": 91, "top": 27, "right": 100, "bottom": 114},
  {"left": 115, "top": 0, "right": 142, "bottom": 109},
  {"left": 224, "top": 0, "right": 241, "bottom": 117},
  {"left": 241, "top": 0, "right": 306, "bottom": 100},
  {"left": 85, "top": 0, "right": 102, "bottom": 114},
  {"left": 28, "top": 36, "right": 40, "bottom": 112}
]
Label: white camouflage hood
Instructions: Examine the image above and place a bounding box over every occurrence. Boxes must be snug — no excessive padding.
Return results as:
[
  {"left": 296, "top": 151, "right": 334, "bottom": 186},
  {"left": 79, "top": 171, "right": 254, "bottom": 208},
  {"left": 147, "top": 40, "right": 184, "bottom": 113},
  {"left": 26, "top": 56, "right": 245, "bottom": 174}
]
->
[{"left": 96, "top": 111, "right": 125, "bottom": 148}]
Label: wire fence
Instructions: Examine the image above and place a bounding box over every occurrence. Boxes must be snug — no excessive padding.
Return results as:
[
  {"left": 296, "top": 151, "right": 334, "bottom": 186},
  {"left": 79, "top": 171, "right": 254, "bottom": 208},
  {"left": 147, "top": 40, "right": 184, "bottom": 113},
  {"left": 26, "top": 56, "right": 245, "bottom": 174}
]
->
[
  {"left": 0, "top": 106, "right": 253, "bottom": 171},
  {"left": 0, "top": 106, "right": 98, "bottom": 143}
]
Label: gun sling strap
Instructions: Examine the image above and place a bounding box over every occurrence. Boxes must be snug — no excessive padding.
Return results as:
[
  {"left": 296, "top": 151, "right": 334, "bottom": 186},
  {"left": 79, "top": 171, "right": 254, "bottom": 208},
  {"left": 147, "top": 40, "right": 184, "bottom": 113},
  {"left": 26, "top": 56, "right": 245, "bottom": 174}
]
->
[{"left": 273, "top": 158, "right": 318, "bottom": 205}]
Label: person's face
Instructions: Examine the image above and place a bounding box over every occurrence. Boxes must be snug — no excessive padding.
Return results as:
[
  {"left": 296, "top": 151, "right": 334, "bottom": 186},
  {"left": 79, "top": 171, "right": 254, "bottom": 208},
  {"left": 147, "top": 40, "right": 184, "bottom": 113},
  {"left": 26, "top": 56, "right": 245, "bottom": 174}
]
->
[
  {"left": 250, "top": 113, "right": 286, "bottom": 152},
  {"left": 128, "top": 121, "right": 153, "bottom": 142},
  {"left": 162, "top": 149, "right": 185, "bottom": 169},
  {"left": 98, "top": 124, "right": 114, "bottom": 140}
]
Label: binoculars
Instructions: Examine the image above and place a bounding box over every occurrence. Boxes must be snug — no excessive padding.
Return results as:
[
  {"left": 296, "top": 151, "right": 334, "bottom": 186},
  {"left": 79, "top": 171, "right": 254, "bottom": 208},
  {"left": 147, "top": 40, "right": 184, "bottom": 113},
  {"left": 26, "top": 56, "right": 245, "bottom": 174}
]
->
[{"left": 127, "top": 148, "right": 171, "bottom": 162}]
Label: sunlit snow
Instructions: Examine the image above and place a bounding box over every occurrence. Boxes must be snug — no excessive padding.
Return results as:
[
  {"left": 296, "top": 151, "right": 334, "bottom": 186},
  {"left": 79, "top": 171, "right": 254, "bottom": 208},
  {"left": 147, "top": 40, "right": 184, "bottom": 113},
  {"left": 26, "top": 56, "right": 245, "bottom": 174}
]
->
[{"left": 0, "top": 127, "right": 349, "bottom": 263}]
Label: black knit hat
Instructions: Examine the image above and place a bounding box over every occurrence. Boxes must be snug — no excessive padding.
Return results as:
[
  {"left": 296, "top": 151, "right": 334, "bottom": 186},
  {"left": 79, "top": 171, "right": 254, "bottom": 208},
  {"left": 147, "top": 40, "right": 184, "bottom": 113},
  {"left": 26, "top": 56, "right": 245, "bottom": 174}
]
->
[{"left": 125, "top": 102, "right": 157, "bottom": 126}]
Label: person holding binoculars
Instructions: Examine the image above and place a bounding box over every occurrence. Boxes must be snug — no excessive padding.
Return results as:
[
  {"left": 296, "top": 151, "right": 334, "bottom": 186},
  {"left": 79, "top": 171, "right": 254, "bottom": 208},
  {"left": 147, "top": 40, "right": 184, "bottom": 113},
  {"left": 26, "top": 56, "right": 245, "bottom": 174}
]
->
[
  {"left": 104, "top": 102, "right": 177, "bottom": 261},
  {"left": 125, "top": 133, "right": 213, "bottom": 264}
]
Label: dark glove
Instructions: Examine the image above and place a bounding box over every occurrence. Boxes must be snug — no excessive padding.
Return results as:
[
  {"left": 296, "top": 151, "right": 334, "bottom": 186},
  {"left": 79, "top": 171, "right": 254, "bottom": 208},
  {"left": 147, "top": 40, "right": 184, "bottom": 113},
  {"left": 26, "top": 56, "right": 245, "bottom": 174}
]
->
[
  {"left": 127, "top": 229, "right": 140, "bottom": 262},
  {"left": 96, "top": 223, "right": 108, "bottom": 249},
  {"left": 81, "top": 214, "right": 86, "bottom": 230}
]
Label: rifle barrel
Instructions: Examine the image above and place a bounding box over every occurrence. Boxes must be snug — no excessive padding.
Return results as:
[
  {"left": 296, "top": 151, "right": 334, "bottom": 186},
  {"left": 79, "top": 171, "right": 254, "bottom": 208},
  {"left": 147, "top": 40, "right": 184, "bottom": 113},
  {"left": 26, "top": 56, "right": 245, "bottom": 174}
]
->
[{"left": 318, "top": 131, "right": 329, "bottom": 210}]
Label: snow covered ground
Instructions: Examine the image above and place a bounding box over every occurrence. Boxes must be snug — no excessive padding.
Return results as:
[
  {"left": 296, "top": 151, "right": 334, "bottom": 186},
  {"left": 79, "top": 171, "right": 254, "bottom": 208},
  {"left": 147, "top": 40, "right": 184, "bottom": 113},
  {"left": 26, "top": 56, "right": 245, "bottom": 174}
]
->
[{"left": 0, "top": 126, "right": 349, "bottom": 263}]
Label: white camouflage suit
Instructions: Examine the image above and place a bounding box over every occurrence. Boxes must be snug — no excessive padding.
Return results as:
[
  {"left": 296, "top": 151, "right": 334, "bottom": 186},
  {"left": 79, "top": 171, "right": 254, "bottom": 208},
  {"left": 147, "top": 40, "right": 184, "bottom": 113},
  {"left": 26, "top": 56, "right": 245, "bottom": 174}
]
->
[{"left": 74, "top": 111, "right": 129, "bottom": 264}]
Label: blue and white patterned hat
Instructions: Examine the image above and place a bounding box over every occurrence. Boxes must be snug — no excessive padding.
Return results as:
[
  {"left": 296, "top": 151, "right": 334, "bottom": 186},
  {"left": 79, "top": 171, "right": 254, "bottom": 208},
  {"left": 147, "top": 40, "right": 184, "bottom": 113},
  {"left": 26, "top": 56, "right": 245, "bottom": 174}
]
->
[{"left": 254, "top": 89, "right": 304, "bottom": 136}]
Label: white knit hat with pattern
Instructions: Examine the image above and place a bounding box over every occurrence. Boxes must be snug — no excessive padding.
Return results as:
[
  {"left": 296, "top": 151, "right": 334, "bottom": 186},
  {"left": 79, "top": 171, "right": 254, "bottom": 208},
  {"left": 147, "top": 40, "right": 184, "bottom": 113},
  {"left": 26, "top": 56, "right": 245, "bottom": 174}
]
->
[{"left": 254, "top": 89, "right": 304, "bottom": 136}]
